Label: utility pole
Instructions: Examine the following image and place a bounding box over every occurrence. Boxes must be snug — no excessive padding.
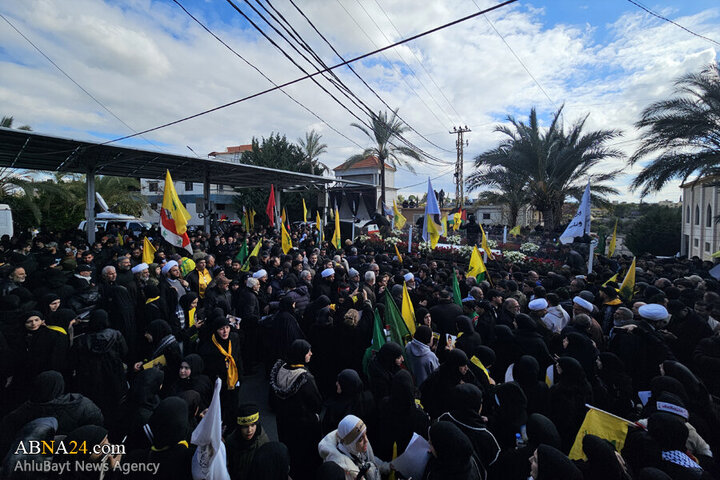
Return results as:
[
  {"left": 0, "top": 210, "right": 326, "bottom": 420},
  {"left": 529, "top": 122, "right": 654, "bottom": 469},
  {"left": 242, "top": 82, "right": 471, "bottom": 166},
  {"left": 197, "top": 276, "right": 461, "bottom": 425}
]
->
[{"left": 450, "top": 126, "right": 471, "bottom": 208}]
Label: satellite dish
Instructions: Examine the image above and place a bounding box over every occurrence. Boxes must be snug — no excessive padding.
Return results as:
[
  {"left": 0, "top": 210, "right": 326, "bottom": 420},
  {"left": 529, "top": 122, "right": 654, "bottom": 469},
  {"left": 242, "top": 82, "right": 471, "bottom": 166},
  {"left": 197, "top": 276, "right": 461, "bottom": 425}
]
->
[{"left": 95, "top": 192, "right": 110, "bottom": 212}]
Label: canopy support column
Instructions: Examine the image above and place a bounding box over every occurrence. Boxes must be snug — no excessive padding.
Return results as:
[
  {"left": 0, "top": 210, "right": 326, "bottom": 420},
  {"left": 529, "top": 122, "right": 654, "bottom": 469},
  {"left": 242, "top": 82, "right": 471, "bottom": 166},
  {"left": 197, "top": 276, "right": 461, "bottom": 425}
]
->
[{"left": 86, "top": 166, "right": 96, "bottom": 244}]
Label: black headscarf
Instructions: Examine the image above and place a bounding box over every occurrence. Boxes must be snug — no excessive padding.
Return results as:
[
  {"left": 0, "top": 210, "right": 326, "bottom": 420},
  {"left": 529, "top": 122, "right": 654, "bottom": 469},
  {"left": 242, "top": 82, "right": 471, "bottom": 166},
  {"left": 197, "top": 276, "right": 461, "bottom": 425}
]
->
[
  {"left": 39, "top": 293, "right": 60, "bottom": 317},
  {"left": 30, "top": 370, "right": 64, "bottom": 403},
  {"left": 246, "top": 442, "right": 290, "bottom": 480},
  {"left": 526, "top": 413, "right": 561, "bottom": 450},
  {"left": 48, "top": 308, "right": 76, "bottom": 332},
  {"left": 494, "top": 381, "right": 528, "bottom": 427},
  {"left": 89, "top": 309, "right": 110, "bottom": 332},
  {"left": 147, "top": 319, "right": 172, "bottom": 345},
  {"left": 287, "top": 339, "right": 311, "bottom": 365},
  {"left": 536, "top": 443, "right": 582, "bottom": 480},
  {"left": 377, "top": 342, "right": 403, "bottom": 373},
  {"left": 337, "top": 369, "right": 363, "bottom": 398},
  {"left": 647, "top": 412, "right": 689, "bottom": 451},
  {"left": 513, "top": 355, "right": 540, "bottom": 387},
  {"left": 580, "top": 434, "right": 624, "bottom": 480},
  {"left": 128, "top": 368, "right": 164, "bottom": 411},
  {"left": 63, "top": 425, "right": 108, "bottom": 460},
  {"left": 148, "top": 397, "right": 188, "bottom": 449},
  {"left": 389, "top": 369, "right": 416, "bottom": 414},
  {"left": 428, "top": 421, "right": 475, "bottom": 477},
  {"left": 179, "top": 292, "right": 198, "bottom": 312}
]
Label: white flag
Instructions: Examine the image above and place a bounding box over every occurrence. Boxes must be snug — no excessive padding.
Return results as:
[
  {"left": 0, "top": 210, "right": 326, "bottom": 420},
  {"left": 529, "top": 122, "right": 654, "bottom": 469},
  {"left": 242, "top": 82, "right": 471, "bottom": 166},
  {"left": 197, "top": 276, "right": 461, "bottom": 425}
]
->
[
  {"left": 560, "top": 182, "right": 591, "bottom": 244},
  {"left": 191, "top": 379, "right": 230, "bottom": 480}
]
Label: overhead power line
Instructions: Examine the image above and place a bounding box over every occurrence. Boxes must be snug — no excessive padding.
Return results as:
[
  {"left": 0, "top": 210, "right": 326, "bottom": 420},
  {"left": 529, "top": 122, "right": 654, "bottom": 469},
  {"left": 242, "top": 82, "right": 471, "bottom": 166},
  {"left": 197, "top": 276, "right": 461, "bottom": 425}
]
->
[
  {"left": 99, "top": 0, "right": 518, "bottom": 146},
  {"left": 626, "top": 0, "right": 720, "bottom": 47},
  {"left": 172, "top": 0, "right": 364, "bottom": 149}
]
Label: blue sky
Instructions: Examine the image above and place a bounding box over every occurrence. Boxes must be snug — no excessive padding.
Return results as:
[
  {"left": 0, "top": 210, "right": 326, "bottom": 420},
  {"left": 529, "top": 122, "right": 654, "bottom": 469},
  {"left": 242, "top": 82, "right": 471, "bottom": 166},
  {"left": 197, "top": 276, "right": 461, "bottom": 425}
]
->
[{"left": 0, "top": 0, "right": 718, "bottom": 203}]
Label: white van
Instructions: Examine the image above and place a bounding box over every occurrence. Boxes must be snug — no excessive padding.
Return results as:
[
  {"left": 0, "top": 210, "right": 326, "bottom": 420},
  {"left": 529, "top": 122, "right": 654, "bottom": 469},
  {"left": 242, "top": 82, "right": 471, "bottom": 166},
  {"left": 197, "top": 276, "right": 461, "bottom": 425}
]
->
[
  {"left": 0, "top": 204, "right": 13, "bottom": 238},
  {"left": 78, "top": 212, "right": 152, "bottom": 236}
]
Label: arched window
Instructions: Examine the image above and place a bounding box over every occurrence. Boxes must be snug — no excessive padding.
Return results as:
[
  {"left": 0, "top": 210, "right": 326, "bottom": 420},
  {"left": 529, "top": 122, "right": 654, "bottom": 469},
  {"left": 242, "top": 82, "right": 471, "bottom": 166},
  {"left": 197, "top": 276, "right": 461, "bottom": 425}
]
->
[
  {"left": 708, "top": 204, "right": 713, "bottom": 227},
  {"left": 695, "top": 205, "right": 700, "bottom": 225},
  {"left": 686, "top": 206, "right": 690, "bottom": 223}
]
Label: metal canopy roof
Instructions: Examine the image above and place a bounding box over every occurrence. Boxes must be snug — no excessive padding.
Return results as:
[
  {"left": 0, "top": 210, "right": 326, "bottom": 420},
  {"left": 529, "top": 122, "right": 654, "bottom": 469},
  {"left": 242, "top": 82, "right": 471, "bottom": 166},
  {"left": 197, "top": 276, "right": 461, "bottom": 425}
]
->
[{"left": 0, "top": 127, "right": 369, "bottom": 189}]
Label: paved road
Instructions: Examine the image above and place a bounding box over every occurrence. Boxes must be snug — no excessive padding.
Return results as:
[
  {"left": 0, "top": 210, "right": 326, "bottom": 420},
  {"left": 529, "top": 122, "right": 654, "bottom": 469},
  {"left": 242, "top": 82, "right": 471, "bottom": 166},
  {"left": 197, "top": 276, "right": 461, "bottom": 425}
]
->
[{"left": 238, "top": 365, "right": 278, "bottom": 441}]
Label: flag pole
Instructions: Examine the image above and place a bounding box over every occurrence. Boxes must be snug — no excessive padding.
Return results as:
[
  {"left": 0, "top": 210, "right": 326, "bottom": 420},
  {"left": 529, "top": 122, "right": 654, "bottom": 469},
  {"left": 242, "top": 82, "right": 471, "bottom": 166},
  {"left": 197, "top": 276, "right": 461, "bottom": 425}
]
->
[
  {"left": 408, "top": 225, "right": 412, "bottom": 253},
  {"left": 503, "top": 225, "right": 507, "bottom": 244}
]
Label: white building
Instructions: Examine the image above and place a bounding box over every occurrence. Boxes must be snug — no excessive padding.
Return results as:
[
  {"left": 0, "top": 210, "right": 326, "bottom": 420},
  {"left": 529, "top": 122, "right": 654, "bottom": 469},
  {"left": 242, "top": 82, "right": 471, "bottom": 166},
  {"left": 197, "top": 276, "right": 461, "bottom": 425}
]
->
[
  {"left": 474, "top": 204, "right": 541, "bottom": 226},
  {"left": 681, "top": 177, "right": 720, "bottom": 260},
  {"left": 140, "top": 145, "right": 253, "bottom": 225},
  {"left": 332, "top": 156, "right": 395, "bottom": 210}
]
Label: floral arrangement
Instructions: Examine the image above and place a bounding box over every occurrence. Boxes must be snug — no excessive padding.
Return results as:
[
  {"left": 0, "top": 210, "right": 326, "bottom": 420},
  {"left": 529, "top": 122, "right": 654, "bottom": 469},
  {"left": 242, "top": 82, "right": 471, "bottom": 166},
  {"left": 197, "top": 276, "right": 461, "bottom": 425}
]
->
[
  {"left": 357, "top": 234, "right": 371, "bottom": 243},
  {"left": 417, "top": 241, "right": 434, "bottom": 255},
  {"left": 520, "top": 242, "right": 540, "bottom": 254},
  {"left": 385, "top": 236, "right": 402, "bottom": 246},
  {"left": 485, "top": 238, "right": 498, "bottom": 248},
  {"left": 446, "top": 235, "right": 462, "bottom": 245},
  {"left": 457, "top": 245, "right": 473, "bottom": 259},
  {"left": 504, "top": 250, "right": 527, "bottom": 263},
  {"left": 391, "top": 228, "right": 404, "bottom": 237}
]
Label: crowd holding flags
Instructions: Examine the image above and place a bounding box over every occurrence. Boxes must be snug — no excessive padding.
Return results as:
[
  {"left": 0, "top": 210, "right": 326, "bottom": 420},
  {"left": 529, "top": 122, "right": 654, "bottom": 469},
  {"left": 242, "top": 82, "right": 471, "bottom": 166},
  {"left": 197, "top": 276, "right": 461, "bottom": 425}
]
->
[
  {"left": 619, "top": 257, "right": 636, "bottom": 300},
  {"left": 467, "top": 246, "right": 488, "bottom": 282},
  {"left": 142, "top": 236, "right": 156, "bottom": 264}
]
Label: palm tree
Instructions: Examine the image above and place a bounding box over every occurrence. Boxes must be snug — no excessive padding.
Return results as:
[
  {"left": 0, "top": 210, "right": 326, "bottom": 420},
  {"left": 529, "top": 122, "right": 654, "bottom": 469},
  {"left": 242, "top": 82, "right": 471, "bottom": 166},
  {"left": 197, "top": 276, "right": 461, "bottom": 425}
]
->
[
  {"left": 474, "top": 106, "right": 623, "bottom": 230},
  {"left": 95, "top": 176, "right": 145, "bottom": 217},
  {"left": 467, "top": 166, "right": 530, "bottom": 226},
  {"left": 298, "top": 130, "right": 329, "bottom": 173},
  {"left": 630, "top": 64, "right": 720, "bottom": 196},
  {"left": 348, "top": 109, "right": 423, "bottom": 209}
]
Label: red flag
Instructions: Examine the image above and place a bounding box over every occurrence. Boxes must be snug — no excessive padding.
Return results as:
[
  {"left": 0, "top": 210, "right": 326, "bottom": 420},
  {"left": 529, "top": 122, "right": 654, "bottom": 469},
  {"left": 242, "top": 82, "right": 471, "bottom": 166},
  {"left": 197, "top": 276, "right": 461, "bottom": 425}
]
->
[
  {"left": 266, "top": 185, "right": 276, "bottom": 227},
  {"left": 461, "top": 208, "right": 467, "bottom": 221}
]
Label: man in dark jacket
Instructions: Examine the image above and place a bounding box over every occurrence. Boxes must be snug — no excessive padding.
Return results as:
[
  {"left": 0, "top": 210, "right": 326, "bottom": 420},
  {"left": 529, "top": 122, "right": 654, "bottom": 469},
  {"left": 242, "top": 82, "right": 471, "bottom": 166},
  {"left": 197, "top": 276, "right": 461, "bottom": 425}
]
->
[{"left": 0, "top": 371, "right": 103, "bottom": 456}]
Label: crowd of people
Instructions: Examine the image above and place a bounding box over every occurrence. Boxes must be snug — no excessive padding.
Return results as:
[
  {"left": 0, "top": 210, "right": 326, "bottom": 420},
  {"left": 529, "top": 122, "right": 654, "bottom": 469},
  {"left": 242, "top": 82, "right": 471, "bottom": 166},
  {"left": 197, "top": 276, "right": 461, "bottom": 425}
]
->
[{"left": 1, "top": 219, "right": 720, "bottom": 480}]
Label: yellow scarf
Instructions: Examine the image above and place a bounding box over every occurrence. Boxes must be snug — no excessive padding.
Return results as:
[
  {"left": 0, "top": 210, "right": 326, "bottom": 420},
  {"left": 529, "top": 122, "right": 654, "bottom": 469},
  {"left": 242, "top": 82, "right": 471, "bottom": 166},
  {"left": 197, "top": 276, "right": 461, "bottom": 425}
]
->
[
  {"left": 151, "top": 440, "right": 189, "bottom": 452},
  {"left": 46, "top": 325, "right": 67, "bottom": 335},
  {"left": 198, "top": 269, "right": 211, "bottom": 298},
  {"left": 212, "top": 334, "right": 238, "bottom": 390},
  {"left": 188, "top": 307, "right": 196, "bottom": 328},
  {"left": 146, "top": 296, "right": 160, "bottom": 304}
]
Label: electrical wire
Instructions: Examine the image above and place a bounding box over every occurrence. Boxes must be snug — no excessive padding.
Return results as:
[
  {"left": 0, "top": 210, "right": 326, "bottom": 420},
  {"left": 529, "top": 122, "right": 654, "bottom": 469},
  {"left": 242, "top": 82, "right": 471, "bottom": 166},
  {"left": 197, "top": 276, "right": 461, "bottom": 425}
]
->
[
  {"left": 627, "top": 0, "right": 720, "bottom": 47},
  {"left": 172, "top": 0, "right": 364, "bottom": 149},
  {"left": 471, "top": 0, "right": 557, "bottom": 108},
  {"left": 251, "top": 0, "right": 452, "bottom": 165},
  {"left": 397, "top": 165, "right": 456, "bottom": 190},
  {"left": 277, "top": 0, "right": 456, "bottom": 155},
  {"left": 351, "top": 0, "right": 456, "bottom": 125},
  {"left": 373, "top": 0, "right": 466, "bottom": 124},
  {"left": 98, "top": 0, "right": 518, "bottom": 146},
  {"left": 0, "top": 12, "right": 167, "bottom": 152}
]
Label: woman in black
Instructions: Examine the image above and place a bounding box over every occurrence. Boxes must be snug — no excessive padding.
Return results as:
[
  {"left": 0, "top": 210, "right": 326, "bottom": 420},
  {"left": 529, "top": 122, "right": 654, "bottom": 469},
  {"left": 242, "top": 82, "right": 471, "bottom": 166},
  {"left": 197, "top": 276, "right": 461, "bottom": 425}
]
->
[
  {"left": 549, "top": 356, "right": 593, "bottom": 453},
  {"left": 269, "top": 296, "right": 305, "bottom": 364},
  {"left": 134, "top": 319, "right": 182, "bottom": 391},
  {"left": 321, "top": 368, "right": 375, "bottom": 435},
  {"left": 376, "top": 369, "right": 431, "bottom": 460},
  {"left": 367, "top": 342, "right": 403, "bottom": 403},
  {"left": 269, "top": 339, "right": 322, "bottom": 480},
  {"left": 198, "top": 316, "right": 242, "bottom": 425},
  {"left": 165, "top": 353, "right": 213, "bottom": 408},
  {"left": 421, "top": 348, "right": 476, "bottom": 420},
  {"left": 423, "top": 421, "right": 483, "bottom": 480},
  {"left": 512, "top": 355, "right": 550, "bottom": 417}
]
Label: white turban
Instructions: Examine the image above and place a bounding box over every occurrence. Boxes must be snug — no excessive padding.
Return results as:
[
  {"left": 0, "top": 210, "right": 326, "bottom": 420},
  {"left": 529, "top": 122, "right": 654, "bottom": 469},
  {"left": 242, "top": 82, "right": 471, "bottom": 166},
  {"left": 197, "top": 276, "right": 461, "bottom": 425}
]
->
[
  {"left": 572, "top": 296, "right": 593, "bottom": 312},
  {"left": 252, "top": 269, "right": 267, "bottom": 279},
  {"left": 161, "top": 260, "right": 178, "bottom": 275},
  {"left": 639, "top": 303, "right": 669, "bottom": 322},
  {"left": 131, "top": 263, "right": 149, "bottom": 274},
  {"left": 404, "top": 273, "right": 414, "bottom": 282},
  {"left": 321, "top": 268, "right": 335, "bottom": 278},
  {"left": 528, "top": 298, "right": 549, "bottom": 311}
]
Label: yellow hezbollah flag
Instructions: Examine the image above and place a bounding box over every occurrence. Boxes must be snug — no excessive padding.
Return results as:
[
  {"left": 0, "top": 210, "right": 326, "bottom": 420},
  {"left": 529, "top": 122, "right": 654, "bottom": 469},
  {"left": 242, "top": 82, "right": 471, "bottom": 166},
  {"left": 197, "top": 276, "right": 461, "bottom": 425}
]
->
[
  {"left": 142, "top": 237, "right": 156, "bottom": 264},
  {"left": 241, "top": 238, "right": 262, "bottom": 272},
  {"left": 249, "top": 208, "right": 256, "bottom": 229},
  {"left": 453, "top": 212, "right": 462, "bottom": 232},
  {"left": 394, "top": 244, "right": 403, "bottom": 264},
  {"left": 470, "top": 355, "right": 491, "bottom": 383},
  {"left": 117, "top": 233, "right": 124, "bottom": 247},
  {"left": 441, "top": 214, "right": 448, "bottom": 236},
  {"left": 393, "top": 199, "right": 406, "bottom": 230},
  {"left": 509, "top": 225, "right": 521, "bottom": 237},
  {"left": 480, "top": 224, "right": 494, "bottom": 259},
  {"left": 331, "top": 206, "right": 341, "bottom": 249},
  {"left": 426, "top": 214, "right": 440, "bottom": 248},
  {"left": 162, "top": 170, "right": 192, "bottom": 235},
  {"left": 281, "top": 207, "right": 287, "bottom": 226},
  {"left": 468, "top": 246, "right": 487, "bottom": 280},
  {"left": 569, "top": 406, "right": 632, "bottom": 460},
  {"left": 316, "top": 211, "right": 322, "bottom": 241},
  {"left": 281, "top": 221, "right": 292, "bottom": 254},
  {"left": 608, "top": 219, "right": 618, "bottom": 257},
  {"left": 401, "top": 282, "right": 416, "bottom": 335},
  {"left": 619, "top": 257, "right": 636, "bottom": 300},
  {"left": 302, "top": 199, "right": 308, "bottom": 223},
  {"left": 602, "top": 273, "right": 618, "bottom": 287}
]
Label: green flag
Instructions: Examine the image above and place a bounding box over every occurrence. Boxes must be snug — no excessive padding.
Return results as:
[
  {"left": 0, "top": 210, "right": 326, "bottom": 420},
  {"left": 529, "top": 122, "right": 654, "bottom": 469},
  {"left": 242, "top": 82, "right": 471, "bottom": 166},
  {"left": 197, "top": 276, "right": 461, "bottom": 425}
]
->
[
  {"left": 384, "top": 290, "right": 411, "bottom": 346},
  {"left": 362, "top": 309, "right": 386, "bottom": 375},
  {"left": 235, "top": 239, "right": 248, "bottom": 263},
  {"left": 452, "top": 269, "right": 462, "bottom": 306}
]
